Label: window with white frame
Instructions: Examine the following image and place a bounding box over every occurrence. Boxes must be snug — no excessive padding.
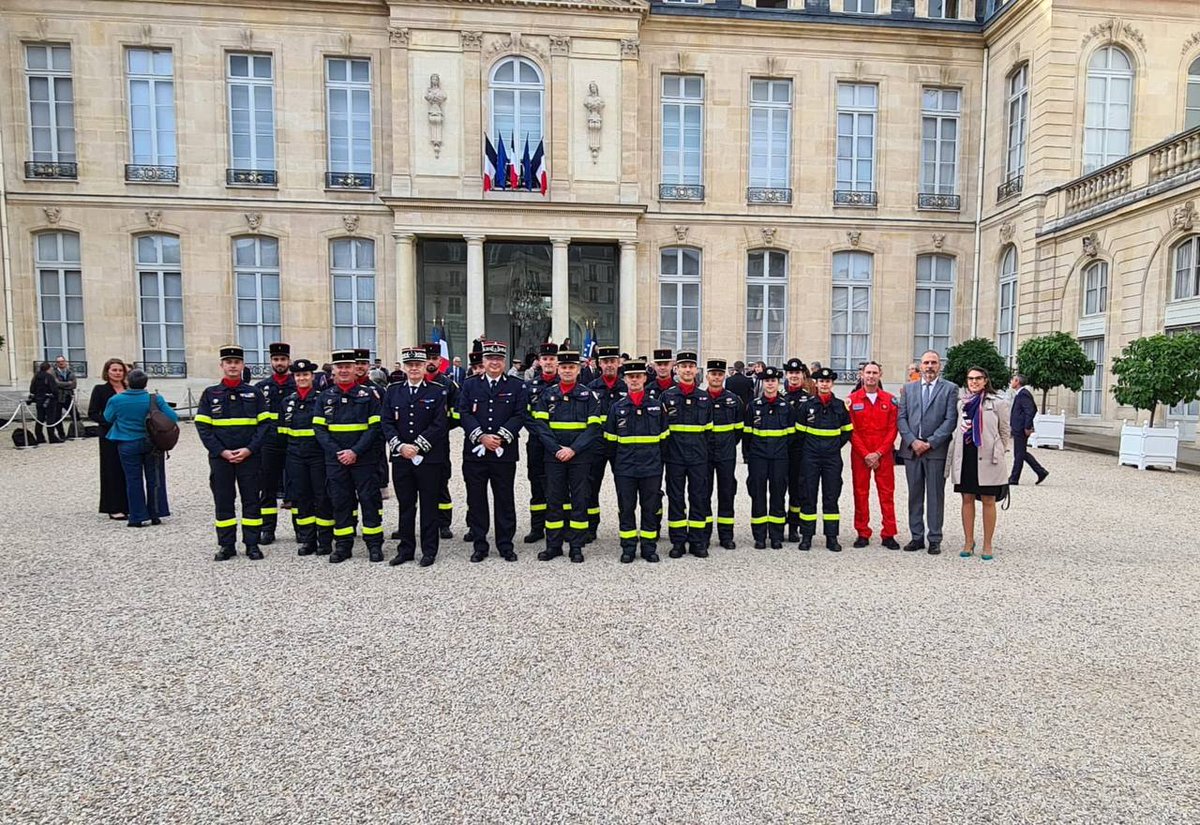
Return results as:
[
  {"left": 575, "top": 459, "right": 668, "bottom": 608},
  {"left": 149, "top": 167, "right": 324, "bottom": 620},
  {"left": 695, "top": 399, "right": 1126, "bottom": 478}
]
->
[
  {"left": 490, "top": 57, "right": 544, "bottom": 155},
  {"left": 749, "top": 79, "right": 791, "bottom": 193},
  {"left": 25, "top": 44, "right": 75, "bottom": 166},
  {"left": 661, "top": 75, "right": 704, "bottom": 187},
  {"left": 331, "top": 237, "right": 376, "bottom": 355},
  {"left": 136, "top": 234, "right": 184, "bottom": 366},
  {"left": 914, "top": 254, "right": 955, "bottom": 359},
  {"left": 929, "top": 0, "right": 959, "bottom": 18},
  {"left": 659, "top": 247, "right": 701, "bottom": 352},
  {"left": 1168, "top": 324, "right": 1200, "bottom": 419},
  {"left": 1188, "top": 58, "right": 1200, "bottom": 131},
  {"left": 836, "top": 83, "right": 877, "bottom": 192},
  {"left": 1083, "top": 46, "right": 1134, "bottom": 173},
  {"left": 921, "top": 88, "right": 960, "bottom": 195},
  {"left": 1079, "top": 337, "right": 1105, "bottom": 416},
  {"left": 1082, "top": 260, "right": 1108, "bottom": 317},
  {"left": 227, "top": 53, "right": 275, "bottom": 175},
  {"left": 127, "top": 49, "right": 176, "bottom": 168},
  {"left": 997, "top": 246, "right": 1018, "bottom": 362},
  {"left": 844, "top": 0, "right": 877, "bottom": 12},
  {"left": 830, "top": 251, "right": 873, "bottom": 373},
  {"left": 1175, "top": 236, "right": 1200, "bottom": 301},
  {"left": 326, "top": 57, "right": 372, "bottom": 175},
  {"left": 234, "top": 236, "right": 281, "bottom": 363},
  {"left": 1005, "top": 65, "right": 1029, "bottom": 183},
  {"left": 35, "top": 231, "right": 85, "bottom": 365},
  {"left": 746, "top": 250, "right": 788, "bottom": 364}
]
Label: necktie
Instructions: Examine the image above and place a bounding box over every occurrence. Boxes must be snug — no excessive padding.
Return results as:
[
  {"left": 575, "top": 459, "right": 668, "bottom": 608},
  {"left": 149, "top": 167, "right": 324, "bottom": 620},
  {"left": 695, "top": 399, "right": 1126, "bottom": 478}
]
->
[{"left": 920, "top": 382, "right": 931, "bottom": 438}]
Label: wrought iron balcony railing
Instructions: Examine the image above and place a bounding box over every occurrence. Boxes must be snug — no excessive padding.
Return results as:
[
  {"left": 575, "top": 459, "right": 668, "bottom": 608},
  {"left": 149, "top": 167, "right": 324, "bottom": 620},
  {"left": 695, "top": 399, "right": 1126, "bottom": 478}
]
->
[
  {"left": 917, "top": 192, "right": 961, "bottom": 211},
  {"left": 747, "top": 187, "right": 793, "bottom": 204},
  {"left": 125, "top": 164, "right": 178, "bottom": 183},
  {"left": 325, "top": 171, "right": 375, "bottom": 190},
  {"left": 833, "top": 189, "right": 878, "bottom": 207},
  {"left": 659, "top": 183, "right": 705, "bottom": 202},
  {"left": 227, "top": 168, "right": 278, "bottom": 186},
  {"left": 997, "top": 175, "right": 1023, "bottom": 203},
  {"left": 139, "top": 361, "right": 188, "bottom": 378},
  {"left": 25, "top": 161, "right": 78, "bottom": 180}
]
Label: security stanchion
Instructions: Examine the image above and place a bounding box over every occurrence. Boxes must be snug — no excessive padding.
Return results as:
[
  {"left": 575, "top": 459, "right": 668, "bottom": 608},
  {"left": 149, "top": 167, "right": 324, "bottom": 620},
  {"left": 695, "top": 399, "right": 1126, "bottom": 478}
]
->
[
  {"left": 15, "top": 402, "right": 36, "bottom": 449},
  {"left": 67, "top": 392, "right": 85, "bottom": 440}
]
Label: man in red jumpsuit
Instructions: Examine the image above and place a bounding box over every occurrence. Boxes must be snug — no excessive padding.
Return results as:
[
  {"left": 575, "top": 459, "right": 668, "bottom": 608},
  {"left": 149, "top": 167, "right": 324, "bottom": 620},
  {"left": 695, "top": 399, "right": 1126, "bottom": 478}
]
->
[{"left": 847, "top": 361, "right": 899, "bottom": 549}]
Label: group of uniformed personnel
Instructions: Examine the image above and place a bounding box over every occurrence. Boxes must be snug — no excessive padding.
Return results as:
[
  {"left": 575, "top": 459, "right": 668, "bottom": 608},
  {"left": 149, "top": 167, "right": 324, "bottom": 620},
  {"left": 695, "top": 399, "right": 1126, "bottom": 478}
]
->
[{"left": 196, "top": 340, "right": 867, "bottom": 565}]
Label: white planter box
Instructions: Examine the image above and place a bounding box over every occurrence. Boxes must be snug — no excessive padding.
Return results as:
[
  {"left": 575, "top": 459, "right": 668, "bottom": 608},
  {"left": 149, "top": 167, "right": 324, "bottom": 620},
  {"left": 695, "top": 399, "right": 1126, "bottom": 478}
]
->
[
  {"left": 1118, "top": 421, "right": 1180, "bottom": 471},
  {"left": 1030, "top": 411, "right": 1066, "bottom": 450}
]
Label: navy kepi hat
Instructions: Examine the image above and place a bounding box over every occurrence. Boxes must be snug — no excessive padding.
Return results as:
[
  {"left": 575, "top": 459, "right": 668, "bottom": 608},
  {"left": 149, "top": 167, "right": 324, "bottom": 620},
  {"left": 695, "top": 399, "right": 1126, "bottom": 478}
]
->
[
  {"left": 331, "top": 349, "right": 356, "bottom": 364},
  {"left": 706, "top": 359, "right": 727, "bottom": 372},
  {"left": 482, "top": 340, "right": 507, "bottom": 356},
  {"left": 402, "top": 346, "right": 426, "bottom": 363},
  {"left": 538, "top": 342, "right": 559, "bottom": 357},
  {"left": 558, "top": 349, "right": 581, "bottom": 364},
  {"left": 269, "top": 342, "right": 290, "bottom": 357},
  {"left": 620, "top": 360, "right": 649, "bottom": 376},
  {"left": 652, "top": 348, "right": 672, "bottom": 362},
  {"left": 675, "top": 350, "right": 698, "bottom": 364},
  {"left": 219, "top": 344, "right": 245, "bottom": 360},
  {"left": 596, "top": 345, "right": 620, "bottom": 359},
  {"left": 353, "top": 347, "right": 370, "bottom": 363},
  {"left": 813, "top": 367, "right": 838, "bottom": 381},
  {"left": 290, "top": 358, "right": 317, "bottom": 373}
]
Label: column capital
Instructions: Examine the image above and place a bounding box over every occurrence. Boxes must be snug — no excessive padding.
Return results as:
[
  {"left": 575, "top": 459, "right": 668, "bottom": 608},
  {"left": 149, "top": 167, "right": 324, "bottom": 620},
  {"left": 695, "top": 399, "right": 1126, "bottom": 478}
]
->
[
  {"left": 619, "top": 239, "right": 638, "bottom": 250},
  {"left": 549, "top": 236, "right": 571, "bottom": 248},
  {"left": 464, "top": 234, "right": 486, "bottom": 244},
  {"left": 392, "top": 231, "right": 415, "bottom": 243}
]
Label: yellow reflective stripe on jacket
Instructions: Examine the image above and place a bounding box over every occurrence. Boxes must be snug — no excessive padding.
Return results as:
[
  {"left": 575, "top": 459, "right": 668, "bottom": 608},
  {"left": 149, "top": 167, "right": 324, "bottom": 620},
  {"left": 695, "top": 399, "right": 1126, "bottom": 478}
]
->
[
  {"left": 367, "top": 415, "right": 381, "bottom": 425},
  {"left": 531, "top": 410, "right": 550, "bottom": 420},
  {"left": 603, "top": 431, "right": 618, "bottom": 441},
  {"left": 668, "top": 423, "right": 712, "bottom": 433},
  {"left": 194, "top": 414, "right": 214, "bottom": 424},
  {"left": 842, "top": 423, "right": 854, "bottom": 432},
  {"left": 203, "top": 417, "right": 260, "bottom": 427},
  {"left": 256, "top": 412, "right": 271, "bottom": 422},
  {"left": 587, "top": 416, "right": 603, "bottom": 426},
  {"left": 711, "top": 422, "right": 744, "bottom": 433},
  {"left": 549, "top": 421, "right": 587, "bottom": 430},
  {"left": 286, "top": 428, "right": 316, "bottom": 437},
  {"left": 614, "top": 433, "right": 668, "bottom": 444},
  {"left": 328, "top": 423, "right": 369, "bottom": 432},
  {"left": 312, "top": 416, "right": 327, "bottom": 425},
  {"left": 800, "top": 426, "right": 843, "bottom": 437},
  {"left": 747, "top": 427, "right": 790, "bottom": 437}
]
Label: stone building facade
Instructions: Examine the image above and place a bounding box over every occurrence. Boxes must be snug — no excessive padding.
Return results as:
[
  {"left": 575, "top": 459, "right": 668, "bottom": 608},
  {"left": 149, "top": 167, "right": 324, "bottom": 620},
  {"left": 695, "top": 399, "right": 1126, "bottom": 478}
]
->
[{"left": 1, "top": 0, "right": 1198, "bottom": 436}]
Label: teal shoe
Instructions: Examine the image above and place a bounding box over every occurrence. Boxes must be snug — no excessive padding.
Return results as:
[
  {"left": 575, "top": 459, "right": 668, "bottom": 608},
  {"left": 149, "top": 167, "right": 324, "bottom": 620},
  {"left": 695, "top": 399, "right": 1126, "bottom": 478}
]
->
[
  {"left": 981, "top": 552, "right": 993, "bottom": 561},
  {"left": 960, "top": 541, "right": 976, "bottom": 558}
]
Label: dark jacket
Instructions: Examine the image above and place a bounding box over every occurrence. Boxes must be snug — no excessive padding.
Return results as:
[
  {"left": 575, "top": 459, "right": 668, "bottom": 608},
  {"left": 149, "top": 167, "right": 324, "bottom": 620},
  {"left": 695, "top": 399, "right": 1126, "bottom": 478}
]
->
[
  {"left": 785, "top": 384, "right": 812, "bottom": 455},
  {"left": 195, "top": 382, "right": 269, "bottom": 457},
  {"left": 1010, "top": 386, "right": 1038, "bottom": 434},
  {"left": 707, "top": 388, "right": 745, "bottom": 464},
  {"left": 523, "top": 372, "right": 559, "bottom": 460},
  {"left": 381, "top": 381, "right": 450, "bottom": 464},
  {"left": 529, "top": 382, "right": 601, "bottom": 456},
  {"left": 661, "top": 384, "right": 713, "bottom": 465},
  {"left": 88, "top": 383, "right": 121, "bottom": 434},
  {"left": 313, "top": 382, "right": 381, "bottom": 461},
  {"left": 255, "top": 373, "right": 298, "bottom": 446},
  {"left": 30, "top": 371, "right": 56, "bottom": 404},
  {"left": 53, "top": 367, "right": 77, "bottom": 405},
  {"left": 588, "top": 375, "right": 628, "bottom": 454},
  {"left": 725, "top": 371, "right": 755, "bottom": 409},
  {"left": 743, "top": 394, "right": 794, "bottom": 462},
  {"left": 604, "top": 395, "right": 668, "bottom": 478},
  {"left": 279, "top": 388, "right": 324, "bottom": 459},
  {"left": 795, "top": 394, "right": 854, "bottom": 457},
  {"left": 458, "top": 373, "right": 528, "bottom": 463}
]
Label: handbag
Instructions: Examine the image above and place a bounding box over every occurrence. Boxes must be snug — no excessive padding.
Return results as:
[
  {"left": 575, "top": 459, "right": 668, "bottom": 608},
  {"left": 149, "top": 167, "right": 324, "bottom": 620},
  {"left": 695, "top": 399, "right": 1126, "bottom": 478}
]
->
[{"left": 145, "top": 391, "right": 180, "bottom": 453}]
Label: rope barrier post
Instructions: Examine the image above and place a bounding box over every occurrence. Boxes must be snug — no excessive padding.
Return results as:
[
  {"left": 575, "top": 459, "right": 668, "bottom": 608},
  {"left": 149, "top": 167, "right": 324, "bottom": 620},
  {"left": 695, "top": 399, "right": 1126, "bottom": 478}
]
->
[
  {"left": 15, "top": 400, "right": 36, "bottom": 449},
  {"left": 186, "top": 387, "right": 195, "bottom": 420},
  {"left": 67, "top": 391, "right": 84, "bottom": 441}
]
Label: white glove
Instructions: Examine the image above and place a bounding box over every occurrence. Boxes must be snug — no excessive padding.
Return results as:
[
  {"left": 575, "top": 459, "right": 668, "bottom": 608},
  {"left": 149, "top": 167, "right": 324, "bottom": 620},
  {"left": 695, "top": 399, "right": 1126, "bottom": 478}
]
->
[{"left": 472, "top": 444, "right": 487, "bottom": 458}]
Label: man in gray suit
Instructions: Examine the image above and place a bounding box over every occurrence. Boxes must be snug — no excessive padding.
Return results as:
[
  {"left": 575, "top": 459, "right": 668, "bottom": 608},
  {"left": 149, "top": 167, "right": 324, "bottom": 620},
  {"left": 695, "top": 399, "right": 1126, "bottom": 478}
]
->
[{"left": 896, "top": 350, "right": 958, "bottom": 555}]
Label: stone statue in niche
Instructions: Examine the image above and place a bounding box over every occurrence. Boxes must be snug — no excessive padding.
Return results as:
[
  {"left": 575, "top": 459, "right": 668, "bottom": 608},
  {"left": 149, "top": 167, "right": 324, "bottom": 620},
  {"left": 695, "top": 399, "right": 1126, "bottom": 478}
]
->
[
  {"left": 583, "top": 81, "right": 605, "bottom": 163},
  {"left": 425, "top": 74, "right": 447, "bottom": 158}
]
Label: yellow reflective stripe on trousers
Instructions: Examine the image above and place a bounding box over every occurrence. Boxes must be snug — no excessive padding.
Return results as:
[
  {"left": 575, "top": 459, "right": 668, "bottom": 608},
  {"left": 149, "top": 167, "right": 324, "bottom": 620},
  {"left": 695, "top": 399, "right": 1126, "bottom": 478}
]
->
[
  {"left": 667, "top": 519, "right": 688, "bottom": 528},
  {"left": 669, "top": 423, "right": 711, "bottom": 433},
  {"left": 214, "top": 517, "right": 238, "bottom": 528},
  {"left": 295, "top": 516, "right": 316, "bottom": 525},
  {"left": 315, "top": 518, "right": 336, "bottom": 527},
  {"left": 549, "top": 421, "right": 587, "bottom": 430},
  {"left": 618, "top": 529, "right": 639, "bottom": 539},
  {"left": 328, "top": 423, "right": 369, "bottom": 432},
  {"left": 569, "top": 520, "right": 590, "bottom": 530},
  {"left": 822, "top": 513, "right": 841, "bottom": 521},
  {"left": 587, "top": 507, "right": 601, "bottom": 516},
  {"left": 711, "top": 422, "right": 743, "bottom": 433},
  {"left": 260, "top": 507, "right": 278, "bottom": 515},
  {"left": 362, "top": 525, "right": 384, "bottom": 535},
  {"left": 687, "top": 520, "right": 709, "bottom": 529},
  {"left": 798, "top": 512, "right": 818, "bottom": 521},
  {"left": 639, "top": 530, "right": 657, "bottom": 540},
  {"left": 333, "top": 526, "right": 355, "bottom": 536},
  {"left": 765, "top": 516, "right": 786, "bottom": 524},
  {"left": 241, "top": 518, "right": 264, "bottom": 526},
  {"left": 749, "top": 515, "right": 769, "bottom": 525},
  {"left": 438, "top": 502, "right": 454, "bottom": 511},
  {"left": 529, "top": 503, "right": 547, "bottom": 512},
  {"left": 716, "top": 517, "right": 735, "bottom": 525},
  {"left": 544, "top": 520, "right": 565, "bottom": 529}
]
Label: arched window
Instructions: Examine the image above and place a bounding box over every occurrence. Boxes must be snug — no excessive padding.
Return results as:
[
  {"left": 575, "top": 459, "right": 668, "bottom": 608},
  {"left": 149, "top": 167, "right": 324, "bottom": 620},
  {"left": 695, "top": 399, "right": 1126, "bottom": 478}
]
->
[
  {"left": 233, "top": 235, "right": 280, "bottom": 364},
  {"left": 1084, "top": 46, "right": 1133, "bottom": 173},
  {"left": 746, "top": 249, "right": 787, "bottom": 363},
  {"left": 1187, "top": 57, "right": 1200, "bottom": 131},
  {"left": 997, "top": 246, "right": 1018, "bottom": 362},
  {"left": 331, "top": 237, "right": 376, "bottom": 355},
  {"left": 136, "top": 234, "right": 184, "bottom": 368},
  {"left": 490, "top": 57, "right": 543, "bottom": 155},
  {"left": 1082, "top": 260, "right": 1108, "bottom": 317},
  {"left": 659, "top": 246, "right": 701, "bottom": 351},
  {"left": 35, "top": 230, "right": 85, "bottom": 366},
  {"left": 830, "top": 251, "right": 873, "bottom": 373},
  {"left": 914, "top": 254, "right": 955, "bottom": 359},
  {"left": 1174, "top": 235, "right": 1200, "bottom": 301}
]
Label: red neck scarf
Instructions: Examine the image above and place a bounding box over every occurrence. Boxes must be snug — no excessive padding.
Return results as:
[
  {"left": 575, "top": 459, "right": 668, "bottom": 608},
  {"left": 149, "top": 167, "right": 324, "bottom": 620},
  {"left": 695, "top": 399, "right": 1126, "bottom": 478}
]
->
[
  {"left": 602, "top": 375, "right": 618, "bottom": 389},
  {"left": 708, "top": 388, "right": 723, "bottom": 400},
  {"left": 296, "top": 386, "right": 312, "bottom": 400},
  {"left": 221, "top": 378, "right": 241, "bottom": 389},
  {"left": 657, "top": 378, "right": 673, "bottom": 390},
  {"left": 336, "top": 381, "right": 357, "bottom": 393},
  {"left": 273, "top": 372, "right": 290, "bottom": 386},
  {"left": 818, "top": 392, "right": 833, "bottom": 406},
  {"left": 559, "top": 382, "right": 576, "bottom": 395},
  {"left": 629, "top": 390, "right": 645, "bottom": 407},
  {"left": 678, "top": 382, "right": 695, "bottom": 396}
]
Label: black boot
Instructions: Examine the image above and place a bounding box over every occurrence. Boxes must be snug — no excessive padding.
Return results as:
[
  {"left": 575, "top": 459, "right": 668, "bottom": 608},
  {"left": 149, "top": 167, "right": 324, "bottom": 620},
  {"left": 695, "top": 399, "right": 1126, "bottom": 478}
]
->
[
  {"left": 826, "top": 536, "right": 842, "bottom": 553},
  {"left": 329, "top": 547, "right": 352, "bottom": 564},
  {"left": 389, "top": 549, "right": 414, "bottom": 566},
  {"left": 568, "top": 548, "right": 584, "bottom": 563},
  {"left": 720, "top": 539, "right": 737, "bottom": 550},
  {"left": 368, "top": 546, "right": 384, "bottom": 563},
  {"left": 214, "top": 546, "right": 237, "bottom": 562},
  {"left": 439, "top": 526, "right": 454, "bottom": 540},
  {"left": 297, "top": 543, "right": 316, "bottom": 556},
  {"left": 689, "top": 544, "right": 709, "bottom": 558},
  {"left": 798, "top": 535, "right": 812, "bottom": 551},
  {"left": 314, "top": 543, "right": 332, "bottom": 556},
  {"left": 537, "top": 548, "right": 562, "bottom": 561},
  {"left": 620, "top": 549, "right": 635, "bottom": 564},
  {"left": 641, "top": 548, "right": 660, "bottom": 563},
  {"left": 523, "top": 530, "right": 544, "bottom": 544},
  {"left": 259, "top": 530, "right": 275, "bottom": 546},
  {"left": 668, "top": 544, "right": 686, "bottom": 559},
  {"left": 245, "top": 546, "right": 264, "bottom": 561},
  {"left": 787, "top": 525, "right": 800, "bottom": 543},
  {"left": 469, "top": 549, "right": 488, "bottom": 563}
]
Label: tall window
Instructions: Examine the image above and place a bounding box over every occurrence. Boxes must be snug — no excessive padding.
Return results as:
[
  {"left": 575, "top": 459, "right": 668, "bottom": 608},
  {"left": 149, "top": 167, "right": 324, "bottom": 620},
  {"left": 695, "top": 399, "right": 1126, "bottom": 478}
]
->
[
  {"left": 234, "top": 237, "right": 281, "bottom": 363},
  {"left": 997, "top": 246, "right": 1018, "bottom": 362},
  {"left": 1188, "top": 58, "right": 1200, "bottom": 131},
  {"left": 929, "top": 0, "right": 958, "bottom": 18},
  {"left": 490, "top": 57, "right": 543, "bottom": 153},
  {"left": 35, "top": 231, "right": 85, "bottom": 365},
  {"left": 1079, "top": 337, "right": 1105, "bottom": 416},
  {"left": 830, "top": 251, "right": 873, "bottom": 373},
  {"left": 1174, "top": 236, "right": 1200, "bottom": 301},
  {"left": 1082, "top": 261, "right": 1108, "bottom": 317},
  {"left": 1083, "top": 46, "right": 1133, "bottom": 173},
  {"left": 659, "top": 247, "right": 701, "bottom": 352},
  {"left": 136, "top": 234, "right": 184, "bottom": 367},
  {"left": 836, "top": 83, "right": 877, "bottom": 193},
  {"left": 126, "top": 49, "right": 176, "bottom": 169},
  {"left": 914, "top": 255, "right": 955, "bottom": 359},
  {"left": 844, "top": 0, "right": 876, "bottom": 12},
  {"left": 25, "top": 44, "right": 75, "bottom": 168},
  {"left": 227, "top": 53, "right": 275, "bottom": 178},
  {"left": 746, "top": 250, "right": 787, "bottom": 364},
  {"left": 331, "top": 237, "right": 376, "bottom": 355},
  {"left": 661, "top": 75, "right": 704, "bottom": 188},
  {"left": 325, "top": 58, "right": 372, "bottom": 177},
  {"left": 921, "top": 88, "right": 960, "bottom": 195},
  {"left": 1005, "top": 65, "right": 1029, "bottom": 184},
  {"left": 1168, "top": 325, "right": 1200, "bottom": 419},
  {"left": 749, "top": 79, "right": 791, "bottom": 194}
]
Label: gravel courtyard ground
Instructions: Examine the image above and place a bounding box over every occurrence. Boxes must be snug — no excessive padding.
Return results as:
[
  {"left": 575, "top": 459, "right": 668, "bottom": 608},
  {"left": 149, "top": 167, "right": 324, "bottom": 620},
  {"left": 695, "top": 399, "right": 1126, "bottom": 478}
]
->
[{"left": 1, "top": 426, "right": 1197, "bottom": 824}]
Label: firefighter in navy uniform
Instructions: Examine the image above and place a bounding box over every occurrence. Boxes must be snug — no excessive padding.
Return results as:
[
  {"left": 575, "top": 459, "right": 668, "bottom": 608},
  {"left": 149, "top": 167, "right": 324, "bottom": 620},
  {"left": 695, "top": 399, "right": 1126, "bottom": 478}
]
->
[
  {"left": 796, "top": 367, "right": 854, "bottom": 552},
  {"left": 279, "top": 359, "right": 333, "bottom": 556},
  {"left": 314, "top": 349, "right": 385, "bottom": 563},
  {"left": 743, "top": 366, "right": 793, "bottom": 550},
  {"left": 648, "top": 348, "right": 676, "bottom": 400},
  {"left": 604, "top": 360, "right": 667, "bottom": 563},
  {"left": 660, "top": 351, "right": 714, "bottom": 558},
  {"left": 354, "top": 348, "right": 389, "bottom": 533},
  {"left": 523, "top": 342, "right": 559, "bottom": 543},
  {"left": 584, "top": 345, "right": 626, "bottom": 543},
  {"left": 782, "top": 357, "right": 812, "bottom": 543},
  {"left": 528, "top": 349, "right": 601, "bottom": 563},
  {"left": 382, "top": 347, "right": 449, "bottom": 567},
  {"left": 703, "top": 359, "right": 744, "bottom": 550},
  {"left": 457, "top": 340, "right": 529, "bottom": 563},
  {"left": 254, "top": 342, "right": 295, "bottom": 545},
  {"left": 424, "top": 343, "right": 459, "bottom": 540},
  {"left": 195, "top": 344, "right": 270, "bottom": 561}
]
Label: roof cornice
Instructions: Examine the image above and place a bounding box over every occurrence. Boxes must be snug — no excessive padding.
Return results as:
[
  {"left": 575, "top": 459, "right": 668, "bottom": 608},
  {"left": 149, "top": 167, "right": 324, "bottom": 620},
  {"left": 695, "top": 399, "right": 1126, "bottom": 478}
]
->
[{"left": 388, "top": 0, "right": 648, "bottom": 15}]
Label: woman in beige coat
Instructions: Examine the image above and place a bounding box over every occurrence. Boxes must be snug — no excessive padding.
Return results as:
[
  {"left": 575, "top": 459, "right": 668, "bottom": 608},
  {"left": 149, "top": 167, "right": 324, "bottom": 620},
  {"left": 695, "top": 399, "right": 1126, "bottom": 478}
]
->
[{"left": 946, "top": 366, "right": 1011, "bottom": 560}]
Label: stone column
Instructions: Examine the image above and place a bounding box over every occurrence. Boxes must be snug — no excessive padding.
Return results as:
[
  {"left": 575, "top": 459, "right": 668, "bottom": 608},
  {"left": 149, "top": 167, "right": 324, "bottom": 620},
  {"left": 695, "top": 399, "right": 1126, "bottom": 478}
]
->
[
  {"left": 551, "top": 237, "right": 571, "bottom": 343},
  {"left": 388, "top": 26, "right": 411, "bottom": 196},
  {"left": 619, "top": 240, "right": 638, "bottom": 354},
  {"left": 466, "top": 235, "right": 486, "bottom": 344},
  {"left": 394, "top": 232, "right": 417, "bottom": 354}
]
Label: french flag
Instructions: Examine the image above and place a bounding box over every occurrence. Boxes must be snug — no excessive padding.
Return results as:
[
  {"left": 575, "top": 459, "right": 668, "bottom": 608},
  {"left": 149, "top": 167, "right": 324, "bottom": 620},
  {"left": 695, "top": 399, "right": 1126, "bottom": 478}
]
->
[
  {"left": 483, "top": 135, "right": 498, "bottom": 192},
  {"left": 495, "top": 133, "right": 510, "bottom": 190},
  {"left": 531, "top": 139, "right": 548, "bottom": 196},
  {"left": 508, "top": 135, "right": 521, "bottom": 190}
]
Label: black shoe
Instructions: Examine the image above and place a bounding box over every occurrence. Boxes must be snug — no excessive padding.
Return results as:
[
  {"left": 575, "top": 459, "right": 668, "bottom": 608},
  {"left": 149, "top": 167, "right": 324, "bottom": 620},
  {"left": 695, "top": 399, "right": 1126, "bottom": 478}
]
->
[
  {"left": 642, "top": 550, "right": 660, "bottom": 563},
  {"left": 463, "top": 530, "right": 477, "bottom": 543},
  {"left": 798, "top": 536, "right": 812, "bottom": 551},
  {"left": 569, "top": 549, "right": 584, "bottom": 563},
  {"left": 523, "top": 531, "right": 544, "bottom": 544},
  {"left": 537, "top": 549, "right": 562, "bottom": 561},
  {"left": 315, "top": 545, "right": 332, "bottom": 556},
  {"left": 852, "top": 537, "right": 869, "bottom": 549},
  {"left": 388, "top": 551, "right": 413, "bottom": 566},
  {"left": 439, "top": 527, "right": 454, "bottom": 540},
  {"left": 903, "top": 539, "right": 925, "bottom": 552},
  {"left": 668, "top": 545, "right": 686, "bottom": 559},
  {"left": 1008, "top": 480, "right": 1019, "bottom": 487},
  {"left": 297, "top": 544, "right": 316, "bottom": 556},
  {"left": 246, "top": 547, "right": 264, "bottom": 561},
  {"left": 826, "top": 537, "right": 842, "bottom": 553},
  {"left": 329, "top": 550, "right": 351, "bottom": 564},
  {"left": 368, "top": 548, "right": 384, "bottom": 563},
  {"left": 214, "top": 547, "right": 237, "bottom": 562},
  {"left": 720, "top": 539, "right": 737, "bottom": 550},
  {"left": 787, "top": 526, "right": 800, "bottom": 543},
  {"left": 470, "top": 550, "right": 487, "bottom": 563},
  {"left": 770, "top": 540, "right": 783, "bottom": 550},
  {"left": 500, "top": 550, "right": 518, "bottom": 562},
  {"left": 690, "top": 545, "right": 709, "bottom": 558},
  {"left": 1036, "top": 471, "right": 1049, "bottom": 485},
  {"left": 390, "top": 529, "right": 402, "bottom": 540},
  {"left": 753, "top": 540, "right": 767, "bottom": 550},
  {"left": 259, "top": 531, "right": 275, "bottom": 546},
  {"left": 881, "top": 537, "right": 901, "bottom": 550},
  {"left": 127, "top": 521, "right": 145, "bottom": 528},
  {"left": 620, "top": 550, "right": 635, "bottom": 564},
  {"left": 419, "top": 554, "right": 436, "bottom": 567},
  {"left": 583, "top": 532, "right": 597, "bottom": 546},
  {"left": 928, "top": 543, "right": 942, "bottom": 555},
  {"left": 150, "top": 518, "right": 162, "bottom": 526}
]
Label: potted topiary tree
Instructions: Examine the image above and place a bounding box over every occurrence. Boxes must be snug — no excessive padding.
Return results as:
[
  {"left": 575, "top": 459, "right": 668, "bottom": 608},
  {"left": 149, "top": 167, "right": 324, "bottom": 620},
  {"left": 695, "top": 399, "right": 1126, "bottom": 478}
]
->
[
  {"left": 943, "top": 337, "right": 1011, "bottom": 389},
  {"left": 1111, "top": 332, "right": 1200, "bottom": 470},
  {"left": 1015, "top": 332, "right": 1095, "bottom": 449}
]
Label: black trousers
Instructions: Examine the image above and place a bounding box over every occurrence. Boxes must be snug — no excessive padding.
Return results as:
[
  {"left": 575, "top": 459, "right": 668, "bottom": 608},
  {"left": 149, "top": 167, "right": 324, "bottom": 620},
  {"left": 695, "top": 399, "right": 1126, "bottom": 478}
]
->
[
  {"left": 34, "top": 398, "right": 62, "bottom": 443},
  {"left": 209, "top": 454, "right": 262, "bottom": 548},
  {"left": 615, "top": 475, "right": 661, "bottom": 553},
  {"left": 705, "top": 460, "right": 738, "bottom": 544},
  {"left": 748, "top": 457, "right": 787, "bottom": 543},
  {"left": 438, "top": 460, "right": 454, "bottom": 529},
  {"left": 393, "top": 458, "right": 441, "bottom": 559},
  {"left": 544, "top": 456, "right": 592, "bottom": 551},
  {"left": 463, "top": 461, "right": 518, "bottom": 554},
  {"left": 1009, "top": 433, "right": 1046, "bottom": 483},
  {"left": 665, "top": 462, "right": 711, "bottom": 547},
  {"left": 587, "top": 450, "right": 616, "bottom": 532},
  {"left": 287, "top": 451, "right": 332, "bottom": 549},
  {"left": 327, "top": 459, "right": 383, "bottom": 552},
  {"left": 801, "top": 454, "right": 844, "bottom": 537},
  {"left": 257, "top": 442, "right": 287, "bottom": 533},
  {"left": 787, "top": 449, "right": 804, "bottom": 528},
  {"left": 527, "top": 444, "right": 547, "bottom": 532}
]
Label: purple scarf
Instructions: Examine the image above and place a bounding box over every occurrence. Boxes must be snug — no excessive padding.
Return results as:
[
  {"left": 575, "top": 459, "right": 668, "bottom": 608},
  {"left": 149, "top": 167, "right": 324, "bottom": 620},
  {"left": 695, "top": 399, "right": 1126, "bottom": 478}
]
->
[{"left": 963, "top": 392, "right": 985, "bottom": 447}]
